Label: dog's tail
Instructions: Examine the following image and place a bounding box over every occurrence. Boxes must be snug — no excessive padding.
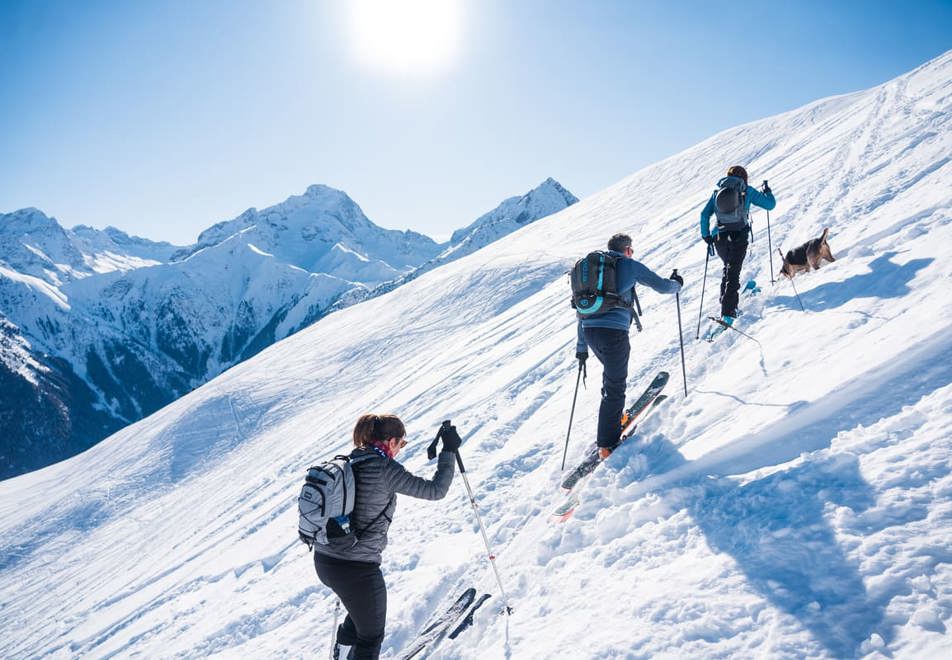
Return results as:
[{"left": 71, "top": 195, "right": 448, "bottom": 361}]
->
[{"left": 820, "top": 227, "right": 830, "bottom": 241}]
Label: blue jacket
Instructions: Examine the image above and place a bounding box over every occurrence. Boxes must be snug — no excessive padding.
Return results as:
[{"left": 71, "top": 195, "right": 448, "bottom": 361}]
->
[
  {"left": 576, "top": 251, "right": 681, "bottom": 352},
  {"left": 700, "top": 181, "right": 776, "bottom": 238}
]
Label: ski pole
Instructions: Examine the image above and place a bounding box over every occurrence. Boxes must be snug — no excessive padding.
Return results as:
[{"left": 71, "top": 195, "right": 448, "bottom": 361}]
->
[
  {"left": 437, "top": 421, "right": 513, "bottom": 615},
  {"left": 672, "top": 269, "right": 688, "bottom": 397},
  {"left": 764, "top": 180, "right": 775, "bottom": 283},
  {"left": 777, "top": 248, "right": 805, "bottom": 311},
  {"left": 695, "top": 244, "right": 712, "bottom": 340},
  {"left": 328, "top": 599, "right": 340, "bottom": 660},
  {"left": 707, "top": 316, "right": 761, "bottom": 345},
  {"left": 560, "top": 359, "right": 585, "bottom": 471}
]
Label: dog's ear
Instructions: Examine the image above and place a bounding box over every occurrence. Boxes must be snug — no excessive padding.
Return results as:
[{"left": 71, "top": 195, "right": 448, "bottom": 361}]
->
[{"left": 821, "top": 227, "right": 830, "bottom": 242}]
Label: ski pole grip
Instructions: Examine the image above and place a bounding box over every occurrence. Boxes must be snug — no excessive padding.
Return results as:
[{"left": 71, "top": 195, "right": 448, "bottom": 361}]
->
[{"left": 440, "top": 419, "right": 468, "bottom": 473}]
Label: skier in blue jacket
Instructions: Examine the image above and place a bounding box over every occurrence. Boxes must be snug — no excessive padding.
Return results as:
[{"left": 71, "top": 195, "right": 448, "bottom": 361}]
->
[
  {"left": 699, "top": 165, "right": 776, "bottom": 325},
  {"left": 575, "top": 233, "right": 682, "bottom": 458}
]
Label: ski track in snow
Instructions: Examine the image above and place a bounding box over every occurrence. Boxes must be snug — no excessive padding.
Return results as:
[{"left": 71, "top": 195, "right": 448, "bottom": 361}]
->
[{"left": 2, "top": 52, "right": 952, "bottom": 659}]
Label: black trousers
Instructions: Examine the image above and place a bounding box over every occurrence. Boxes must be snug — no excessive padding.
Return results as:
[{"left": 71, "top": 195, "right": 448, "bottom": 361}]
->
[
  {"left": 314, "top": 552, "right": 387, "bottom": 660},
  {"left": 584, "top": 326, "right": 631, "bottom": 449},
  {"left": 714, "top": 230, "right": 749, "bottom": 318}
]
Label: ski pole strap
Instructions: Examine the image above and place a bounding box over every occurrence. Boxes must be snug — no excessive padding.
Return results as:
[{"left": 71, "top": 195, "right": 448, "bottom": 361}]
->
[
  {"left": 426, "top": 425, "right": 442, "bottom": 461},
  {"left": 579, "top": 356, "right": 587, "bottom": 387}
]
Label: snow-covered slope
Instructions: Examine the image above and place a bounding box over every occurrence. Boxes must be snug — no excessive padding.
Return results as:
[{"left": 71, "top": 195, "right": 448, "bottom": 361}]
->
[{"left": 1, "top": 52, "right": 951, "bottom": 659}]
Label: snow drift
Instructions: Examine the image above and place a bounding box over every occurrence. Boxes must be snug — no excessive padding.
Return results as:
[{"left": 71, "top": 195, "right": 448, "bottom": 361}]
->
[{"left": 0, "top": 52, "right": 950, "bottom": 658}]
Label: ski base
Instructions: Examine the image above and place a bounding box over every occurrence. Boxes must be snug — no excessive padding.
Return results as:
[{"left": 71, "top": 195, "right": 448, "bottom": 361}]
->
[{"left": 400, "top": 588, "right": 476, "bottom": 659}]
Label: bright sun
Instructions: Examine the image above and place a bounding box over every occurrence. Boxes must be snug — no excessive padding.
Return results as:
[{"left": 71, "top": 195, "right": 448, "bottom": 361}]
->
[{"left": 348, "top": 0, "right": 463, "bottom": 77}]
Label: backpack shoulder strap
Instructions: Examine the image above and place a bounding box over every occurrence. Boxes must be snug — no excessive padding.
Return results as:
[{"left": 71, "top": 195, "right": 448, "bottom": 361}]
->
[{"left": 355, "top": 495, "right": 396, "bottom": 539}]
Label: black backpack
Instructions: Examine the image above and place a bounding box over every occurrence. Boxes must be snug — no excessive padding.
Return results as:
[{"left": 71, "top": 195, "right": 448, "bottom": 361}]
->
[
  {"left": 713, "top": 175, "right": 749, "bottom": 231},
  {"left": 570, "top": 251, "right": 631, "bottom": 317}
]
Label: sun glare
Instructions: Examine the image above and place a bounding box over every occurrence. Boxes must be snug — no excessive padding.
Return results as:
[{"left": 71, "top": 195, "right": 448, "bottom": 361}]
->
[{"left": 348, "top": 0, "right": 463, "bottom": 77}]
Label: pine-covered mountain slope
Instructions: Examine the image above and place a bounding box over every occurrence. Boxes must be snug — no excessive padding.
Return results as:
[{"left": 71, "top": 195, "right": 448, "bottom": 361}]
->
[
  {"left": 0, "top": 181, "right": 576, "bottom": 479},
  {"left": 1, "top": 52, "right": 950, "bottom": 659}
]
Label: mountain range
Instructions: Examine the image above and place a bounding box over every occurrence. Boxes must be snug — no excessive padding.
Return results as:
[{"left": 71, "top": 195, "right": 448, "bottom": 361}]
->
[{"left": 0, "top": 178, "right": 577, "bottom": 479}]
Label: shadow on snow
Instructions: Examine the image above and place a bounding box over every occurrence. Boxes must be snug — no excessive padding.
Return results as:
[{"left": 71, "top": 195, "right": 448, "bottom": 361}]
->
[
  {"left": 621, "top": 329, "right": 952, "bottom": 656},
  {"left": 772, "top": 252, "right": 933, "bottom": 312}
]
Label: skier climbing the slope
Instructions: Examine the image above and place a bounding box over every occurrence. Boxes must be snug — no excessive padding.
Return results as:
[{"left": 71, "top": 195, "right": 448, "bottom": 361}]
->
[
  {"left": 313, "top": 414, "right": 460, "bottom": 660},
  {"left": 573, "top": 233, "right": 682, "bottom": 459},
  {"left": 699, "top": 165, "right": 776, "bottom": 325}
]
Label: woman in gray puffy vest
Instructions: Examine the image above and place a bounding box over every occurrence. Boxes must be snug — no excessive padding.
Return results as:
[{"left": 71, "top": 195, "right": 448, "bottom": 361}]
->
[{"left": 315, "top": 413, "right": 459, "bottom": 660}]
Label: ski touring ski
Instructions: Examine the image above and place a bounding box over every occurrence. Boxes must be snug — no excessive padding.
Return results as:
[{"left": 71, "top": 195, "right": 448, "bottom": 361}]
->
[
  {"left": 706, "top": 317, "right": 760, "bottom": 344},
  {"left": 561, "top": 371, "right": 669, "bottom": 493},
  {"left": 400, "top": 588, "right": 476, "bottom": 659},
  {"left": 703, "top": 279, "right": 759, "bottom": 342},
  {"left": 447, "top": 593, "right": 493, "bottom": 640},
  {"left": 552, "top": 394, "right": 667, "bottom": 522}
]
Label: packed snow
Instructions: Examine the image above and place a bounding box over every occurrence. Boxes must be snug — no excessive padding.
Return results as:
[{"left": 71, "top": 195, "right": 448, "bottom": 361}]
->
[{"left": 0, "top": 52, "right": 950, "bottom": 659}]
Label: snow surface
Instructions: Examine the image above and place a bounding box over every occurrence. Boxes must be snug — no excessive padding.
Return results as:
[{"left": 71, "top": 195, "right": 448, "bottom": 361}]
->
[{"left": 1, "top": 52, "right": 951, "bottom": 659}]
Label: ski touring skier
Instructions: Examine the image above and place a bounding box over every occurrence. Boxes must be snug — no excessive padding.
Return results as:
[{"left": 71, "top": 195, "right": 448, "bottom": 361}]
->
[
  {"left": 699, "top": 165, "right": 776, "bottom": 327},
  {"left": 573, "top": 233, "right": 682, "bottom": 459},
  {"left": 312, "top": 414, "right": 460, "bottom": 660}
]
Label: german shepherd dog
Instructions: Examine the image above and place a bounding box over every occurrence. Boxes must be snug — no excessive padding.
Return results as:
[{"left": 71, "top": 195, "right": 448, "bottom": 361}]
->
[{"left": 779, "top": 228, "right": 836, "bottom": 279}]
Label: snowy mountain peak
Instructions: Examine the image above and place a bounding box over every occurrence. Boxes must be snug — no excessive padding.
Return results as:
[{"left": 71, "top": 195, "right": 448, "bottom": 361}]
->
[
  {"left": 179, "top": 184, "right": 441, "bottom": 274},
  {"left": 448, "top": 177, "right": 579, "bottom": 248},
  {"left": 0, "top": 208, "right": 88, "bottom": 283}
]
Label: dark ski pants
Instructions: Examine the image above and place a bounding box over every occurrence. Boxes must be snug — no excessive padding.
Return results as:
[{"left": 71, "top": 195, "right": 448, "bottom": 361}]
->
[
  {"left": 584, "top": 326, "right": 630, "bottom": 449},
  {"left": 314, "top": 552, "right": 387, "bottom": 660},
  {"left": 714, "top": 230, "right": 749, "bottom": 318}
]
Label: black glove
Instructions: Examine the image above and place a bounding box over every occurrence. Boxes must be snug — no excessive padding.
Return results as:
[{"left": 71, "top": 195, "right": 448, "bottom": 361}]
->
[
  {"left": 703, "top": 235, "right": 715, "bottom": 246},
  {"left": 439, "top": 422, "right": 462, "bottom": 453},
  {"left": 576, "top": 351, "right": 588, "bottom": 365},
  {"left": 762, "top": 181, "right": 772, "bottom": 195},
  {"left": 669, "top": 270, "right": 683, "bottom": 287}
]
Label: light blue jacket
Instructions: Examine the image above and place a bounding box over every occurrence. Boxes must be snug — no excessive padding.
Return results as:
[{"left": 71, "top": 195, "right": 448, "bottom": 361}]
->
[
  {"left": 576, "top": 251, "right": 681, "bottom": 352},
  {"left": 700, "top": 181, "right": 776, "bottom": 238}
]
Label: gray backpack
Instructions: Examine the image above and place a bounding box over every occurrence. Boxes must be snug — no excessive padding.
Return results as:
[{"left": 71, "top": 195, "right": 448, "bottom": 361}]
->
[
  {"left": 713, "top": 175, "right": 749, "bottom": 231},
  {"left": 298, "top": 454, "right": 371, "bottom": 549}
]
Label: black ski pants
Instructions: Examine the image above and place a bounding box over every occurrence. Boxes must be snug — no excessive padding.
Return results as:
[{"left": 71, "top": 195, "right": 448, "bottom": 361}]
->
[
  {"left": 314, "top": 552, "right": 387, "bottom": 660},
  {"left": 584, "top": 326, "right": 630, "bottom": 449},
  {"left": 714, "top": 230, "right": 749, "bottom": 318}
]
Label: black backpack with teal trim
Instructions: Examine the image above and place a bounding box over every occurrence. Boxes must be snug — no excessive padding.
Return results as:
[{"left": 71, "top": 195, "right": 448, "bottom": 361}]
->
[{"left": 570, "top": 251, "right": 631, "bottom": 317}]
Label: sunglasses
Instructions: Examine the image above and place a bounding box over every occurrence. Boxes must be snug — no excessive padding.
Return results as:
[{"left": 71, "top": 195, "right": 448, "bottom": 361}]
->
[{"left": 390, "top": 437, "right": 408, "bottom": 449}]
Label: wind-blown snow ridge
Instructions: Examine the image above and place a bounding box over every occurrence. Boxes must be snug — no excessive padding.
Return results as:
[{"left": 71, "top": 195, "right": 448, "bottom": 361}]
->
[{"left": 1, "top": 52, "right": 950, "bottom": 659}]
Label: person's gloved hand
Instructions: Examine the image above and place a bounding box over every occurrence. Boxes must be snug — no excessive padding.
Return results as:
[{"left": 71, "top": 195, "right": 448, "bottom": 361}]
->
[
  {"left": 762, "top": 182, "right": 772, "bottom": 195},
  {"left": 703, "top": 235, "right": 715, "bottom": 246},
  {"left": 576, "top": 350, "right": 588, "bottom": 365},
  {"left": 669, "top": 271, "right": 684, "bottom": 287},
  {"left": 439, "top": 422, "right": 462, "bottom": 453}
]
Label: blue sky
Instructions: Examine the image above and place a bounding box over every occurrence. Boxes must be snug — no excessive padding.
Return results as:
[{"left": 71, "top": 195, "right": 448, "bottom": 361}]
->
[{"left": 1, "top": 0, "right": 950, "bottom": 245}]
